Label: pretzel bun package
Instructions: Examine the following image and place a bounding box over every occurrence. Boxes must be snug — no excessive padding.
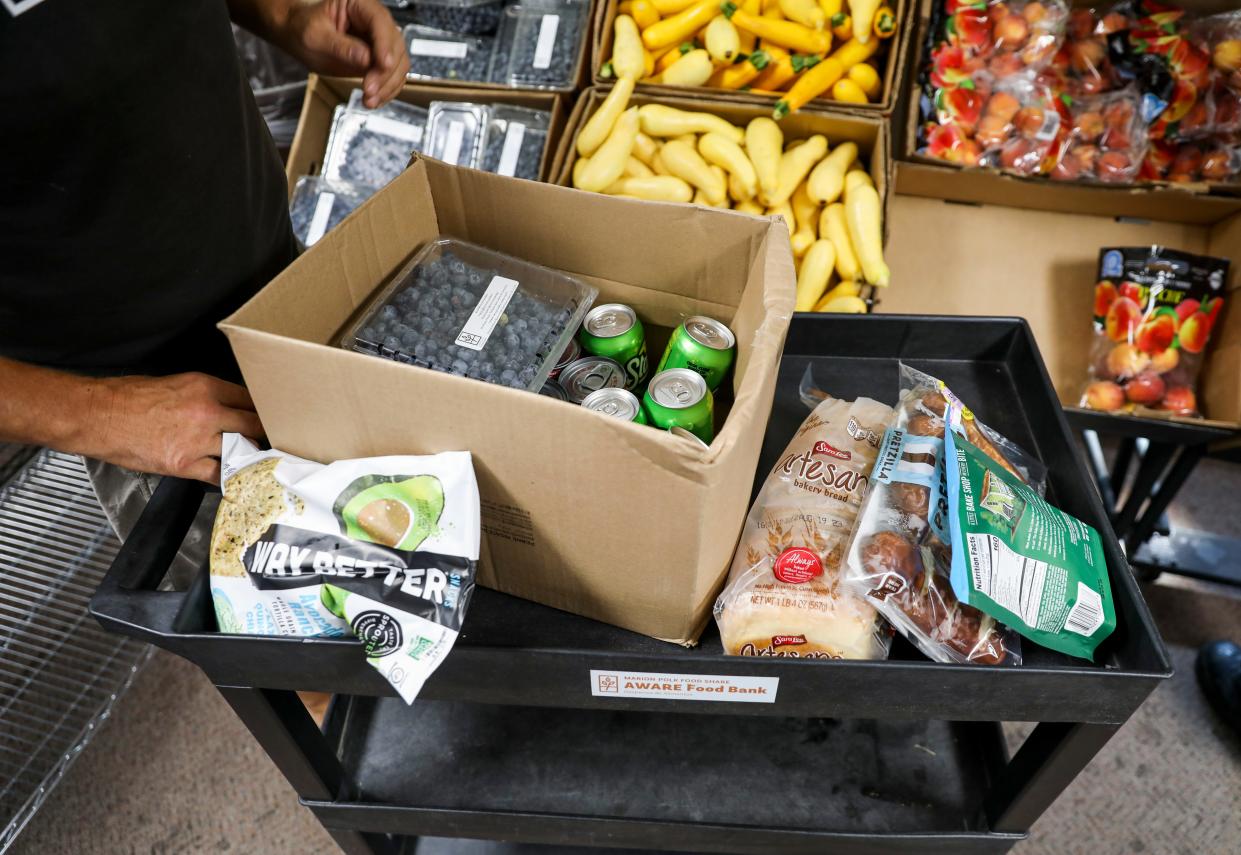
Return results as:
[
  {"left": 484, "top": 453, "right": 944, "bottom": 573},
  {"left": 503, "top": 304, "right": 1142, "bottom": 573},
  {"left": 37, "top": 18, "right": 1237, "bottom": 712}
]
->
[
  {"left": 843, "top": 365, "right": 1032, "bottom": 666},
  {"left": 714, "top": 395, "right": 896, "bottom": 660}
]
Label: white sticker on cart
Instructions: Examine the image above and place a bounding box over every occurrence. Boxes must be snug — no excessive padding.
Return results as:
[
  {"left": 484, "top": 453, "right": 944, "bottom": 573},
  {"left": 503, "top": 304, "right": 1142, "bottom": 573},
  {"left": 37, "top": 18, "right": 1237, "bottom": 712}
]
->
[
  {"left": 442, "top": 120, "right": 466, "bottom": 165},
  {"left": 365, "top": 114, "right": 423, "bottom": 144},
  {"left": 589, "top": 670, "right": 779, "bottom": 703},
  {"left": 304, "top": 192, "right": 336, "bottom": 245},
  {"left": 455, "top": 275, "right": 520, "bottom": 350},
  {"left": 497, "top": 122, "right": 527, "bottom": 177},
  {"left": 410, "top": 38, "right": 469, "bottom": 59},
  {"left": 533, "top": 14, "right": 560, "bottom": 69}
]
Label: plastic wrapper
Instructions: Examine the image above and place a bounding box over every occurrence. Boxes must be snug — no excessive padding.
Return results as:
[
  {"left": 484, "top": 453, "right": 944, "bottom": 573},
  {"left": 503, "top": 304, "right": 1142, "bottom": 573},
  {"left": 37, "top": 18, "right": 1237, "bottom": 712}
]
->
[
  {"left": 478, "top": 105, "right": 550, "bottom": 179},
  {"left": 843, "top": 364, "right": 1036, "bottom": 666},
  {"left": 490, "top": 0, "right": 587, "bottom": 89},
  {"left": 1143, "top": 134, "right": 1241, "bottom": 183},
  {"left": 1080, "top": 246, "right": 1230, "bottom": 418},
  {"left": 715, "top": 394, "right": 895, "bottom": 660},
  {"left": 209, "top": 434, "right": 480, "bottom": 705},
  {"left": 289, "top": 175, "right": 375, "bottom": 247},
  {"left": 1051, "top": 87, "right": 1147, "bottom": 182},
  {"left": 322, "top": 100, "right": 428, "bottom": 188},
  {"left": 404, "top": 24, "right": 495, "bottom": 82},
  {"left": 413, "top": 0, "right": 506, "bottom": 35},
  {"left": 341, "top": 237, "right": 597, "bottom": 392},
  {"left": 424, "top": 101, "right": 488, "bottom": 167}
]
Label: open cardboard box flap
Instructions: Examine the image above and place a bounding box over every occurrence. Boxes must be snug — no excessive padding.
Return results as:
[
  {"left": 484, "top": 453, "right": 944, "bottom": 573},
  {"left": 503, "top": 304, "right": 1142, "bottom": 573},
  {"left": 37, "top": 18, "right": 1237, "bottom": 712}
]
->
[{"left": 221, "top": 157, "right": 795, "bottom": 644}]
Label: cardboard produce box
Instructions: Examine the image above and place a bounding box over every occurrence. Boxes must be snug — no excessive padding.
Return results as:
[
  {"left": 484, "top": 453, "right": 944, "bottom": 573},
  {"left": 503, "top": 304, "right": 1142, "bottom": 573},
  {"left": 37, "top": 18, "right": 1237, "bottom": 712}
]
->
[
  {"left": 553, "top": 87, "right": 892, "bottom": 227},
  {"left": 896, "top": 0, "right": 1241, "bottom": 225},
  {"left": 591, "top": 0, "right": 913, "bottom": 114},
  {"left": 286, "top": 75, "right": 570, "bottom": 189},
  {"left": 221, "top": 157, "right": 796, "bottom": 644},
  {"left": 881, "top": 193, "right": 1241, "bottom": 428}
]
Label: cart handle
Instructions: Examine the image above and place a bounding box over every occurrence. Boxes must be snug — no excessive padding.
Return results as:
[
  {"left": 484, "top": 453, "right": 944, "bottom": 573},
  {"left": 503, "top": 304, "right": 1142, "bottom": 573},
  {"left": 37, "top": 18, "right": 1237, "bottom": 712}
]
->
[{"left": 89, "top": 476, "right": 208, "bottom": 643}]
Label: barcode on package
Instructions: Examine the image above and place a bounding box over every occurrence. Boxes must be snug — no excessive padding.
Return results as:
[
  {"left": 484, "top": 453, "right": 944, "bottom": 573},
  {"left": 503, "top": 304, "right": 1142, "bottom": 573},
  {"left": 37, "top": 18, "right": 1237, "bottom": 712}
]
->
[
  {"left": 1064, "top": 581, "right": 1104, "bottom": 637},
  {"left": 455, "top": 276, "right": 520, "bottom": 350},
  {"left": 497, "top": 122, "right": 527, "bottom": 177},
  {"left": 442, "top": 121, "right": 465, "bottom": 165},
  {"left": 410, "top": 38, "right": 468, "bottom": 59},
  {"left": 365, "top": 114, "right": 423, "bottom": 145},
  {"left": 533, "top": 15, "right": 560, "bottom": 69},
  {"left": 305, "top": 192, "right": 336, "bottom": 245}
]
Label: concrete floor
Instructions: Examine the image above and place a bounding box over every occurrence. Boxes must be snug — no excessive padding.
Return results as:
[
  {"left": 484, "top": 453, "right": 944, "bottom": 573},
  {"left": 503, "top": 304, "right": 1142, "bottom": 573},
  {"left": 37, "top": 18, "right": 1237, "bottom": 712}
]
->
[{"left": 9, "top": 461, "right": 1241, "bottom": 855}]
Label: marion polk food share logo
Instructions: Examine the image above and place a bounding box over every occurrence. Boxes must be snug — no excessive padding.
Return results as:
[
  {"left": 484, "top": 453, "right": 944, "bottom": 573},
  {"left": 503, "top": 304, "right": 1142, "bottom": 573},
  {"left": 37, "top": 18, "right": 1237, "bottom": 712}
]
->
[{"left": 589, "top": 670, "right": 779, "bottom": 703}]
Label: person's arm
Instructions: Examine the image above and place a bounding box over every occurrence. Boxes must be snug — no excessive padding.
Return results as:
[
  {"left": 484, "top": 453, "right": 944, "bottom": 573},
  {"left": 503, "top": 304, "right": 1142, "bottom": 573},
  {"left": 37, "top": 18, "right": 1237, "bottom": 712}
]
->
[
  {"left": 228, "top": 0, "right": 409, "bottom": 108},
  {"left": 0, "top": 358, "right": 263, "bottom": 484}
]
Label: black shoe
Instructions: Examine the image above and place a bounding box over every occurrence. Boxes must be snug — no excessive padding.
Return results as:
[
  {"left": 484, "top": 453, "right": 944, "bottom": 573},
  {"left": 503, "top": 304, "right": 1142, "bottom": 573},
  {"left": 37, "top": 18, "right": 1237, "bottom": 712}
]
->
[{"left": 1196, "top": 640, "right": 1241, "bottom": 735}]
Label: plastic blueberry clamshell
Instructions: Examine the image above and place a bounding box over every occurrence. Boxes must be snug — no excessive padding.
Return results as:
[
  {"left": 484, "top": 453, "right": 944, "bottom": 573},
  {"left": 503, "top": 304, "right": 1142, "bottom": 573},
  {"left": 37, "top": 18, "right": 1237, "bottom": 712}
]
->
[
  {"left": 412, "top": 0, "right": 507, "bottom": 36},
  {"left": 321, "top": 103, "right": 428, "bottom": 189},
  {"left": 341, "top": 237, "right": 599, "bottom": 393},
  {"left": 403, "top": 24, "right": 495, "bottom": 83},
  {"left": 289, "top": 175, "right": 375, "bottom": 247},
  {"left": 479, "top": 105, "right": 551, "bottom": 179},
  {"left": 489, "top": 0, "right": 588, "bottom": 90},
  {"left": 345, "top": 88, "right": 431, "bottom": 137},
  {"left": 424, "top": 101, "right": 488, "bottom": 168}
]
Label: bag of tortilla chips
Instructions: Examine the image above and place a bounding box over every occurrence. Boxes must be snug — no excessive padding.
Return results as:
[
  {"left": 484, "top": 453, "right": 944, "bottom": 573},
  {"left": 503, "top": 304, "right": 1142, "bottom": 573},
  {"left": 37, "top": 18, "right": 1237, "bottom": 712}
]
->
[{"left": 209, "top": 434, "right": 479, "bottom": 703}]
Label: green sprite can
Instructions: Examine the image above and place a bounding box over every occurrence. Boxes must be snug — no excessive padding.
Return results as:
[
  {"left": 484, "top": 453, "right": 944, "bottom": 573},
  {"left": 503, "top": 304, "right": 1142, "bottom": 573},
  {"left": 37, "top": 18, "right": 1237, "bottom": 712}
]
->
[
  {"left": 578, "top": 303, "right": 648, "bottom": 391},
  {"left": 581, "top": 388, "right": 649, "bottom": 425},
  {"left": 643, "top": 368, "right": 714, "bottom": 444},
  {"left": 656, "top": 316, "right": 736, "bottom": 392}
]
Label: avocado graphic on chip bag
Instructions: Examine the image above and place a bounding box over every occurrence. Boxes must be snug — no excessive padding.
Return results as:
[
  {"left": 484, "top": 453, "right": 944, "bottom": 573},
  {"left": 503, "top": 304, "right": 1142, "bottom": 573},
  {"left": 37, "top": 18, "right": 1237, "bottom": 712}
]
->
[{"left": 333, "top": 474, "right": 445, "bottom": 550}]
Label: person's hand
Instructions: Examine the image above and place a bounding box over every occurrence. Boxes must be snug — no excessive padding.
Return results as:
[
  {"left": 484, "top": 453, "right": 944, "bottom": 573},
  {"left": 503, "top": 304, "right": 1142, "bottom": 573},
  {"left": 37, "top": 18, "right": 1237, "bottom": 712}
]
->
[
  {"left": 95, "top": 373, "right": 265, "bottom": 484},
  {"left": 280, "top": 0, "right": 409, "bottom": 108}
]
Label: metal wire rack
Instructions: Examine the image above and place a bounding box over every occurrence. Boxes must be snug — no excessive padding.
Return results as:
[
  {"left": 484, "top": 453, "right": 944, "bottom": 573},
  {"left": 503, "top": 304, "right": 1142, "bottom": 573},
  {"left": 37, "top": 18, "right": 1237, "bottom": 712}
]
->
[{"left": 0, "top": 450, "right": 150, "bottom": 852}]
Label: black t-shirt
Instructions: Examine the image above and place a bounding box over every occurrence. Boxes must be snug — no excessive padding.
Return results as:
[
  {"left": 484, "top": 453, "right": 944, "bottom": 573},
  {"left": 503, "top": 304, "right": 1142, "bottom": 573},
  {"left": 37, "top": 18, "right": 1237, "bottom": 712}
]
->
[{"left": 0, "top": 0, "right": 298, "bottom": 380}]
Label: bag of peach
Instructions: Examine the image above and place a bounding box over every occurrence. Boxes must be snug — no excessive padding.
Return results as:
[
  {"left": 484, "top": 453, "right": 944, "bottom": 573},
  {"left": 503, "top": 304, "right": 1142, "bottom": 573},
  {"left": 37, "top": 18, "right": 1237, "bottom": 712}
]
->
[{"left": 1081, "top": 247, "right": 1230, "bottom": 418}]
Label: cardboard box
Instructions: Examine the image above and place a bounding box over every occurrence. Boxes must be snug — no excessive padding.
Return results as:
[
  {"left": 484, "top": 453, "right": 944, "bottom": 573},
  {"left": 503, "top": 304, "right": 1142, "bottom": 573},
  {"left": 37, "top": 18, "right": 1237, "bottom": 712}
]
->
[
  {"left": 591, "top": 0, "right": 913, "bottom": 114},
  {"left": 553, "top": 88, "right": 892, "bottom": 230},
  {"left": 286, "top": 75, "right": 570, "bottom": 190},
  {"left": 880, "top": 193, "right": 1241, "bottom": 427},
  {"left": 896, "top": 0, "right": 1241, "bottom": 225},
  {"left": 221, "top": 158, "right": 796, "bottom": 644}
]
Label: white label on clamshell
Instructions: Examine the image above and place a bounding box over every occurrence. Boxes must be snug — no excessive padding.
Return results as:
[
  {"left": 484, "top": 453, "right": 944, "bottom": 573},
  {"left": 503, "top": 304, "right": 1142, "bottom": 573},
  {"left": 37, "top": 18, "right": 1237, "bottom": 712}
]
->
[
  {"left": 365, "top": 114, "right": 423, "bottom": 144},
  {"left": 589, "top": 670, "right": 779, "bottom": 703},
  {"left": 409, "top": 38, "right": 468, "bottom": 59},
  {"left": 533, "top": 15, "right": 559, "bottom": 69},
  {"left": 455, "top": 276, "right": 519, "bottom": 350},
  {"left": 442, "top": 121, "right": 465, "bottom": 165},
  {"left": 305, "top": 192, "right": 336, "bottom": 245},
  {"left": 497, "top": 122, "right": 527, "bottom": 177}
]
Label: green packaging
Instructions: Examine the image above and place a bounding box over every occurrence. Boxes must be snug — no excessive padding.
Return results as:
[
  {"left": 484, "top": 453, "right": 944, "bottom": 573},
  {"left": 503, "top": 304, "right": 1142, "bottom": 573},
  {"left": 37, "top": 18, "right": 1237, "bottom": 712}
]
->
[{"left": 944, "top": 413, "right": 1117, "bottom": 661}]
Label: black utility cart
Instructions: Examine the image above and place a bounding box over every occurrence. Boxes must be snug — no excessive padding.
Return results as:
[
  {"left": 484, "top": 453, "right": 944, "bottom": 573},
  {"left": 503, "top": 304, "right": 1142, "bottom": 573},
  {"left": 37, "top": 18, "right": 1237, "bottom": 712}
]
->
[{"left": 91, "top": 316, "right": 1173, "bottom": 855}]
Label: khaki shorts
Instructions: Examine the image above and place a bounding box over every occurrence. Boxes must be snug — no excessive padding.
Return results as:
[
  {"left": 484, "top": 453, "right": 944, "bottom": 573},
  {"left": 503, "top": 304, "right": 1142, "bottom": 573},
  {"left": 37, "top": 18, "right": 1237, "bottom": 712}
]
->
[{"left": 83, "top": 459, "right": 218, "bottom": 591}]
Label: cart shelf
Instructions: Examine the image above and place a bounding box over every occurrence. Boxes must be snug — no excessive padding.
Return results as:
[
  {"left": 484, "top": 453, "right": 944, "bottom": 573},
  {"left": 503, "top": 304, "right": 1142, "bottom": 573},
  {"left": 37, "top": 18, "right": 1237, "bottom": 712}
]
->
[{"left": 303, "top": 697, "right": 1022, "bottom": 854}]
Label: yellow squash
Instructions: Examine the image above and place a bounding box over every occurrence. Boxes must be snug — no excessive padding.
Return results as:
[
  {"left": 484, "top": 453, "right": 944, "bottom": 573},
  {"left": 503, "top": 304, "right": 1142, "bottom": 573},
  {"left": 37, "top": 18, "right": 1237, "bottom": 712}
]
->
[
  {"left": 843, "top": 170, "right": 888, "bottom": 286},
  {"left": 699, "top": 132, "right": 758, "bottom": 200},
  {"left": 847, "top": 62, "right": 881, "bottom": 98},
  {"left": 629, "top": 0, "right": 662, "bottom": 29},
  {"left": 778, "top": 0, "right": 826, "bottom": 30},
  {"left": 806, "top": 140, "right": 856, "bottom": 203},
  {"left": 773, "top": 34, "right": 878, "bottom": 116},
  {"left": 707, "top": 50, "right": 770, "bottom": 89},
  {"left": 819, "top": 202, "right": 860, "bottom": 281},
  {"left": 605, "top": 175, "right": 695, "bottom": 202},
  {"left": 830, "top": 12, "right": 852, "bottom": 41},
  {"left": 745, "top": 117, "right": 783, "bottom": 203},
  {"left": 612, "top": 15, "right": 647, "bottom": 80},
  {"left": 723, "top": 3, "right": 831, "bottom": 53},
  {"left": 831, "top": 77, "right": 868, "bottom": 103},
  {"left": 661, "top": 139, "right": 727, "bottom": 205},
  {"left": 817, "top": 0, "right": 841, "bottom": 16},
  {"left": 795, "top": 239, "right": 836, "bottom": 310},
  {"left": 655, "top": 48, "right": 715, "bottom": 85},
  {"left": 705, "top": 15, "right": 742, "bottom": 63},
  {"left": 849, "top": 0, "right": 880, "bottom": 44},
  {"left": 873, "top": 5, "right": 897, "bottom": 39},
  {"left": 577, "top": 77, "right": 635, "bottom": 157},
  {"left": 633, "top": 131, "right": 659, "bottom": 165},
  {"left": 814, "top": 279, "right": 859, "bottom": 308},
  {"left": 625, "top": 155, "right": 656, "bottom": 178},
  {"left": 735, "top": 198, "right": 765, "bottom": 215},
  {"left": 651, "top": 0, "right": 700, "bottom": 14},
  {"left": 737, "top": 0, "right": 762, "bottom": 52},
  {"left": 638, "top": 104, "right": 744, "bottom": 142},
  {"left": 790, "top": 180, "right": 819, "bottom": 257},
  {"left": 769, "top": 133, "right": 827, "bottom": 206},
  {"left": 574, "top": 107, "right": 641, "bottom": 192},
  {"left": 817, "top": 293, "right": 867, "bottom": 312},
  {"left": 643, "top": 0, "right": 718, "bottom": 51}
]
